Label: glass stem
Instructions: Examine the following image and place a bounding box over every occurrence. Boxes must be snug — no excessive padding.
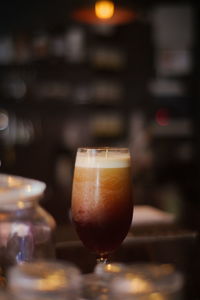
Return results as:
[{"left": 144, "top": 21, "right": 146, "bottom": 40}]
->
[{"left": 96, "top": 255, "right": 109, "bottom": 265}]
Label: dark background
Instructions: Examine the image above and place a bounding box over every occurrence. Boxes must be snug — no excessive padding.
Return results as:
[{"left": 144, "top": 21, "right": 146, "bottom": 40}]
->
[{"left": 0, "top": 0, "right": 199, "bottom": 231}]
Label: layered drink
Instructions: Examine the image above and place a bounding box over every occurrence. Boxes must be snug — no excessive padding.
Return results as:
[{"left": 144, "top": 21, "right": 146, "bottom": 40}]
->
[{"left": 71, "top": 148, "right": 133, "bottom": 257}]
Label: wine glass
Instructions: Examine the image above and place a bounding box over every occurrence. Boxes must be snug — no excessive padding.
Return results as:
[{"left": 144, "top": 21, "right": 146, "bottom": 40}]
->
[{"left": 71, "top": 147, "right": 133, "bottom": 264}]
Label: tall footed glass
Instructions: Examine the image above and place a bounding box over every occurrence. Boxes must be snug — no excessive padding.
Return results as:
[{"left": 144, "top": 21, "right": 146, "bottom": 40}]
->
[{"left": 71, "top": 147, "right": 133, "bottom": 264}]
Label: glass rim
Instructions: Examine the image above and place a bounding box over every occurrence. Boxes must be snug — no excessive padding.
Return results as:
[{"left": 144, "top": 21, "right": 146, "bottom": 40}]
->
[
  {"left": 77, "top": 147, "right": 130, "bottom": 152},
  {"left": 0, "top": 173, "right": 46, "bottom": 209}
]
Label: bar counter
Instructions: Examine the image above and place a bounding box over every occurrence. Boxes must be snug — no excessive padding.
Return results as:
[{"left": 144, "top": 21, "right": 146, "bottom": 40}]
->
[{"left": 55, "top": 217, "right": 199, "bottom": 300}]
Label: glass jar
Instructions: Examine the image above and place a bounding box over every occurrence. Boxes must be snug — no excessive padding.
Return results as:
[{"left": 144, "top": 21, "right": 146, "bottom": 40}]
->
[
  {"left": 0, "top": 174, "right": 56, "bottom": 276},
  {"left": 7, "top": 260, "right": 82, "bottom": 300}
]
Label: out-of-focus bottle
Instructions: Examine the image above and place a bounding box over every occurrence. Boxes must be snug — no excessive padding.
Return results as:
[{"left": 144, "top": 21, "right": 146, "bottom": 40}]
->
[
  {"left": 7, "top": 260, "right": 82, "bottom": 300},
  {"left": 0, "top": 174, "right": 56, "bottom": 281}
]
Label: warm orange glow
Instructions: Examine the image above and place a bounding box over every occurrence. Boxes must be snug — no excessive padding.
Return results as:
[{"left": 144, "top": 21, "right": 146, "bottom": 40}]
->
[{"left": 95, "top": 1, "right": 115, "bottom": 19}]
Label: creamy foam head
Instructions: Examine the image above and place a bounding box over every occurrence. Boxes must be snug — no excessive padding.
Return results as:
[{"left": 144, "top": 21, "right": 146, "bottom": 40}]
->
[{"left": 75, "top": 151, "right": 131, "bottom": 168}]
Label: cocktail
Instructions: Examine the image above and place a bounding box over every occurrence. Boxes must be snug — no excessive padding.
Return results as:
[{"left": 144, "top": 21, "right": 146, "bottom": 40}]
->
[{"left": 71, "top": 147, "right": 133, "bottom": 263}]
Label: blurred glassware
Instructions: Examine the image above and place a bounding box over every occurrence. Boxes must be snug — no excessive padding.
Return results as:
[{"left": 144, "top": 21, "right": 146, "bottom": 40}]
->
[
  {"left": 90, "top": 113, "right": 124, "bottom": 138},
  {"left": 82, "top": 262, "right": 128, "bottom": 299},
  {"left": 151, "top": 118, "right": 193, "bottom": 137},
  {"left": 16, "top": 119, "right": 35, "bottom": 145},
  {"left": 155, "top": 49, "right": 192, "bottom": 77},
  {"left": 0, "top": 292, "right": 8, "bottom": 299},
  {"left": 92, "top": 80, "right": 123, "bottom": 104},
  {"left": 151, "top": 4, "right": 194, "bottom": 77},
  {"left": 0, "top": 113, "right": 35, "bottom": 146},
  {"left": 1, "top": 72, "right": 27, "bottom": 101},
  {"left": 90, "top": 47, "right": 125, "bottom": 70},
  {"left": 33, "top": 80, "right": 71, "bottom": 101},
  {"left": 109, "top": 263, "right": 184, "bottom": 300},
  {"left": 32, "top": 31, "right": 49, "bottom": 60},
  {"left": 0, "top": 111, "right": 9, "bottom": 132},
  {"left": 148, "top": 78, "right": 186, "bottom": 97},
  {"left": 14, "top": 34, "right": 31, "bottom": 64},
  {"left": 7, "top": 260, "right": 82, "bottom": 300},
  {"left": 62, "top": 118, "right": 91, "bottom": 151},
  {"left": 0, "top": 36, "right": 14, "bottom": 64},
  {"left": 151, "top": 4, "right": 194, "bottom": 50},
  {"left": 82, "top": 263, "right": 183, "bottom": 300},
  {"left": 81, "top": 273, "right": 109, "bottom": 300},
  {"left": 0, "top": 174, "right": 56, "bottom": 278},
  {"left": 73, "top": 83, "right": 92, "bottom": 104},
  {"left": 50, "top": 34, "right": 65, "bottom": 58},
  {"left": 64, "top": 27, "right": 85, "bottom": 63},
  {"left": 95, "top": 262, "right": 128, "bottom": 279}
]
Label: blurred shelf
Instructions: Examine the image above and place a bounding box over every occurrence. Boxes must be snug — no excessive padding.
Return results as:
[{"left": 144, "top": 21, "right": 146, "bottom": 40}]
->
[
  {"left": 0, "top": 59, "right": 126, "bottom": 73},
  {"left": 0, "top": 98, "right": 132, "bottom": 114}
]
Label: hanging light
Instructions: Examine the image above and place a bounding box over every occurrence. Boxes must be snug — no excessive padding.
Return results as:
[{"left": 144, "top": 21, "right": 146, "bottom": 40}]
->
[
  {"left": 71, "top": 1, "right": 137, "bottom": 26},
  {"left": 95, "top": 1, "right": 115, "bottom": 20}
]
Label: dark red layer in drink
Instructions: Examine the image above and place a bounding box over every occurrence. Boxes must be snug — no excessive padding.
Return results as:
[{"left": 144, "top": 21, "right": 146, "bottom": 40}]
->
[{"left": 73, "top": 207, "right": 133, "bottom": 256}]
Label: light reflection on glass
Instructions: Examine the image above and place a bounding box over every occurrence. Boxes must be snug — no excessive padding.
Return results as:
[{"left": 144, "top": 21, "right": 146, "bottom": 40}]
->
[
  {"left": 149, "top": 293, "right": 165, "bottom": 300},
  {"left": 124, "top": 274, "right": 152, "bottom": 294},
  {"left": 17, "top": 201, "right": 25, "bottom": 209},
  {"left": 7, "top": 176, "right": 17, "bottom": 188},
  {"left": 0, "top": 111, "right": 9, "bottom": 131}
]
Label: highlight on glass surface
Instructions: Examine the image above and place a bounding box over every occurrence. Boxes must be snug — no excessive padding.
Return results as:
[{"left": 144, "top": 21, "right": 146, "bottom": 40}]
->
[
  {"left": 71, "top": 147, "right": 133, "bottom": 263},
  {"left": 0, "top": 173, "right": 56, "bottom": 271},
  {"left": 109, "top": 263, "right": 184, "bottom": 299}
]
